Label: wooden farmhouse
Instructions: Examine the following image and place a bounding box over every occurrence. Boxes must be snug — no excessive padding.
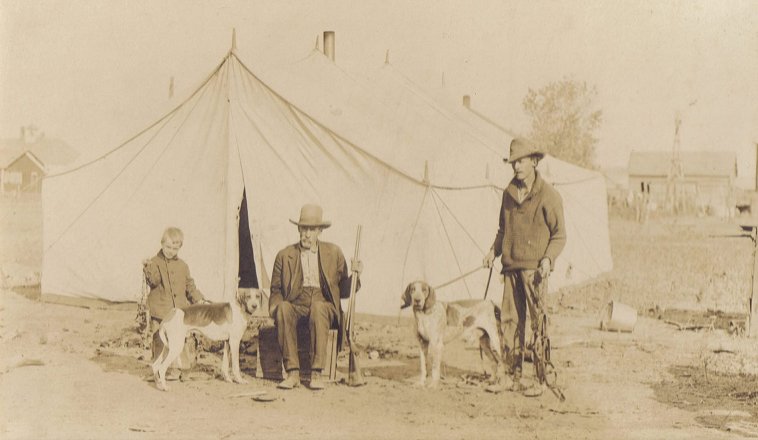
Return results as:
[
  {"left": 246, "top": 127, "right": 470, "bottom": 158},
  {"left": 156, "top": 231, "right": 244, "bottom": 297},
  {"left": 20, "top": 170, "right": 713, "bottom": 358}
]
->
[{"left": 628, "top": 151, "right": 737, "bottom": 216}]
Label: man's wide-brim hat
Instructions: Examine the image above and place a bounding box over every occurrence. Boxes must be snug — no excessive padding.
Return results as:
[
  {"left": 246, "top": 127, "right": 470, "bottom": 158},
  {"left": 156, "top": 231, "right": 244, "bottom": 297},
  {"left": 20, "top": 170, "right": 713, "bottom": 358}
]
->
[
  {"left": 290, "top": 204, "right": 332, "bottom": 228},
  {"left": 504, "top": 137, "right": 545, "bottom": 163}
]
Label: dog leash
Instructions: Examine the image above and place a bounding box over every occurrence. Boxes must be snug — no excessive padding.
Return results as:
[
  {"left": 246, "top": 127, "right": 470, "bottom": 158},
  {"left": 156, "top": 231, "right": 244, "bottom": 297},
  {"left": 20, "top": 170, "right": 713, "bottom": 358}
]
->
[
  {"left": 482, "top": 266, "right": 494, "bottom": 300},
  {"left": 433, "top": 266, "right": 483, "bottom": 290},
  {"left": 477, "top": 265, "right": 495, "bottom": 369}
]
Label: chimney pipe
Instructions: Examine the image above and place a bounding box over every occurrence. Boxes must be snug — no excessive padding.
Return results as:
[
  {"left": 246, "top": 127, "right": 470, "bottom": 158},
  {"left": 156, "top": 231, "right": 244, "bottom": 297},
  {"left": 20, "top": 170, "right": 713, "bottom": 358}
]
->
[
  {"left": 462, "top": 95, "right": 471, "bottom": 109},
  {"left": 323, "top": 31, "right": 335, "bottom": 62},
  {"left": 755, "top": 142, "right": 758, "bottom": 191}
]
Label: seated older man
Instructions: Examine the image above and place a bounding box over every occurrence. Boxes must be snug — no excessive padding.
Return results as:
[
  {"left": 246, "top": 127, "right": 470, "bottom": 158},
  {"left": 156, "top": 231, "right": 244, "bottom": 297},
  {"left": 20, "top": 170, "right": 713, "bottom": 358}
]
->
[{"left": 269, "top": 204, "right": 362, "bottom": 390}]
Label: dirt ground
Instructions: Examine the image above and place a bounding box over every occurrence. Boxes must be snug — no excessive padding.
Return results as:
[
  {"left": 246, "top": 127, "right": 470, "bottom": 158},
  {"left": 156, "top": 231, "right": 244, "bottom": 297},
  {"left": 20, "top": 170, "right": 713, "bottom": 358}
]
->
[{"left": 2, "top": 196, "right": 758, "bottom": 439}]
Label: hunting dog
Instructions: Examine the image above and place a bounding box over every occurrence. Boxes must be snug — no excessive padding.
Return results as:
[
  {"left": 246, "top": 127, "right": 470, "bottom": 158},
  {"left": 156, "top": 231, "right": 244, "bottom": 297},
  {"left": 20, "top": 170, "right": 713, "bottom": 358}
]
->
[
  {"left": 151, "top": 288, "right": 263, "bottom": 391},
  {"left": 401, "top": 280, "right": 503, "bottom": 388}
]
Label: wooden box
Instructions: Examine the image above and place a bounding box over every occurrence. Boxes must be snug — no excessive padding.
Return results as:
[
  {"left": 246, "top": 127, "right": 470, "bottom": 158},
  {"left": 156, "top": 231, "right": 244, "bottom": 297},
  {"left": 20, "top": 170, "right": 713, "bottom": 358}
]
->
[{"left": 256, "top": 321, "right": 338, "bottom": 382}]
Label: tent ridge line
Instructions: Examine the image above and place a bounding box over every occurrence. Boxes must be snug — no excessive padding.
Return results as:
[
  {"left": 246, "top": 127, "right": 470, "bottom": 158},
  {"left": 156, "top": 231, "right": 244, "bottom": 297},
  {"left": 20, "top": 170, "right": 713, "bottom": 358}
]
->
[
  {"left": 46, "top": 54, "right": 230, "bottom": 180},
  {"left": 230, "top": 76, "right": 305, "bottom": 181},
  {"left": 230, "top": 51, "right": 498, "bottom": 191},
  {"left": 283, "top": 102, "right": 358, "bottom": 184},
  {"left": 230, "top": 53, "right": 426, "bottom": 185},
  {"left": 44, "top": 70, "right": 220, "bottom": 254},
  {"left": 384, "top": 65, "right": 503, "bottom": 155}
]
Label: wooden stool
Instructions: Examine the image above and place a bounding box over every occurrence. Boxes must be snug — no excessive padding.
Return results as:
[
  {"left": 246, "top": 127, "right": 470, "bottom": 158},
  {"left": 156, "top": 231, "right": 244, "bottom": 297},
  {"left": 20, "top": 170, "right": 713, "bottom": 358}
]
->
[{"left": 256, "top": 321, "right": 338, "bottom": 381}]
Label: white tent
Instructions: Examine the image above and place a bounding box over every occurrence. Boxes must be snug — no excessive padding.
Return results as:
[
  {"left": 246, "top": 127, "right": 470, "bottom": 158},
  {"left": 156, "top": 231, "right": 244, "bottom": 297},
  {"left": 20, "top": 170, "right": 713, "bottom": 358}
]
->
[
  {"left": 277, "top": 53, "right": 613, "bottom": 295},
  {"left": 42, "top": 47, "right": 612, "bottom": 316}
]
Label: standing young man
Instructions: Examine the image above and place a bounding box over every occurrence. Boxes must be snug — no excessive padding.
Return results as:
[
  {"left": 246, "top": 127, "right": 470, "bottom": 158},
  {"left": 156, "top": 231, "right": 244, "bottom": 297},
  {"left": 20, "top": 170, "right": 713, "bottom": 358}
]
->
[
  {"left": 269, "top": 204, "right": 362, "bottom": 390},
  {"left": 483, "top": 138, "right": 566, "bottom": 396}
]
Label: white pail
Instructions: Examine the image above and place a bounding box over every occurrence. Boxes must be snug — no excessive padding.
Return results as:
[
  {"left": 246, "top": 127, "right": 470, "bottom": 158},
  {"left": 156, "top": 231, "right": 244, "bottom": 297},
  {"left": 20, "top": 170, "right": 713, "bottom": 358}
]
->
[{"left": 600, "top": 301, "right": 637, "bottom": 333}]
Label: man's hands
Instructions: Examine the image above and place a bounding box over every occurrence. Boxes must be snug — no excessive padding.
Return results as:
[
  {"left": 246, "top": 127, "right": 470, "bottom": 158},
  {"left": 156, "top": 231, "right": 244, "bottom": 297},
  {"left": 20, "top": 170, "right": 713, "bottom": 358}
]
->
[
  {"left": 538, "top": 257, "right": 551, "bottom": 279},
  {"left": 351, "top": 258, "right": 364, "bottom": 276},
  {"left": 483, "top": 250, "right": 550, "bottom": 278},
  {"left": 482, "top": 249, "right": 495, "bottom": 269}
]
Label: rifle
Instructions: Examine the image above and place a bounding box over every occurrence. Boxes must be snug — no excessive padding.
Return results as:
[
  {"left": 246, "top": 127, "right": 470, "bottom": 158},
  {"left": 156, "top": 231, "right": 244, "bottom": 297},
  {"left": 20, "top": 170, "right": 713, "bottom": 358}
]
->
[{"left": 345, "top": 225, "right": 366, "bottom": 387}]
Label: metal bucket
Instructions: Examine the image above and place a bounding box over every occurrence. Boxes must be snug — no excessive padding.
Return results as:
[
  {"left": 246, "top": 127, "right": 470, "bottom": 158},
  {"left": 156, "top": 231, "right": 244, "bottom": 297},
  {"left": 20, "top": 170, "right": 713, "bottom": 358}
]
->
[{"left": 600, "top": 301, "right": 637, "bottom": 333}]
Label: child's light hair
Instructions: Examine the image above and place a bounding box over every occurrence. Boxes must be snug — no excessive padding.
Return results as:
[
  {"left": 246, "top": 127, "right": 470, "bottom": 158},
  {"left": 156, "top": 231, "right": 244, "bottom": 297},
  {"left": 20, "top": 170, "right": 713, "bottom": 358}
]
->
[{"left": 161, "top": 227, "right": 184, "bottom": 245}]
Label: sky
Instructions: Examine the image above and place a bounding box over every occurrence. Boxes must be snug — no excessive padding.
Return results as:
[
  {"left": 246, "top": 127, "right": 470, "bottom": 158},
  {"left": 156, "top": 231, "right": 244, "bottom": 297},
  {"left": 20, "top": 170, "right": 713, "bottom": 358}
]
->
[{"left": 1, "top": 0, "right": 757, "bottom": 187}]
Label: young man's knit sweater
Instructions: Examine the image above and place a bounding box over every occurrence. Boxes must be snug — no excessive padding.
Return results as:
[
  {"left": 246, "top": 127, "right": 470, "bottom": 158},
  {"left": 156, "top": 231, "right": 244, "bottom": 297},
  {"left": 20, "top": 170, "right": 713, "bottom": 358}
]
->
[{"left": 491, "top": 172, "right": 567, "bottom": 272}]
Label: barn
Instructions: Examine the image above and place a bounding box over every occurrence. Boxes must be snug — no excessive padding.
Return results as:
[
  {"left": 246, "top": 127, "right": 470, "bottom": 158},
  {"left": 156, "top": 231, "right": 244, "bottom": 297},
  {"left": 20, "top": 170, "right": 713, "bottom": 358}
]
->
[{"left": 628, "top": 151, "right": 737, "bottom": 216}]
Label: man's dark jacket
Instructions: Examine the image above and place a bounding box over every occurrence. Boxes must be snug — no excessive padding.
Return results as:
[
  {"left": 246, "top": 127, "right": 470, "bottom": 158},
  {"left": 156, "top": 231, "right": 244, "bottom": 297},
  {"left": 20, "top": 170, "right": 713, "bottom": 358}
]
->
[{"left": 269, "top": 241, "right": 359, "bottom": 351}]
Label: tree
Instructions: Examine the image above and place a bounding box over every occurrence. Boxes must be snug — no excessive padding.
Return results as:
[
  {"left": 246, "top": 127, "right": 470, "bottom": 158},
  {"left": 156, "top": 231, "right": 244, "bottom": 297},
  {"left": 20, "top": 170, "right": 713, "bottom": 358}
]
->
[{"left": 522, "top": 78, "right": 602, "bottom": 169}]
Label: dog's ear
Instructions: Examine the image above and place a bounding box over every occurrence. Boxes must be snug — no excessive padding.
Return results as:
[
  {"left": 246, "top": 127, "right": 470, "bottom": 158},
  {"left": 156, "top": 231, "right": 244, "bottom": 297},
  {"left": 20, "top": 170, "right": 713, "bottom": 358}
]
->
[
  {"left": 422, "top": 282, "right": 436, "bottom": 313},
  {"left": 400, "top": 283, "right": 413, "bottom": 309},
  {"left": 236, "top": 288, "right": 250, "bottom": 305}
]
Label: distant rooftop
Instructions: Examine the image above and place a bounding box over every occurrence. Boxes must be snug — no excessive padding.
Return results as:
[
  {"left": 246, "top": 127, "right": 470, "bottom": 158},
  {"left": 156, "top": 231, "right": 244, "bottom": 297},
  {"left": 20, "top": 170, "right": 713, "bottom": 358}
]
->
[
  {"left": 628, "top": 151, "right": 737, "bottom": 178},
  {"left": 0, "top": 126, "right": 79, "bottom": 168}
]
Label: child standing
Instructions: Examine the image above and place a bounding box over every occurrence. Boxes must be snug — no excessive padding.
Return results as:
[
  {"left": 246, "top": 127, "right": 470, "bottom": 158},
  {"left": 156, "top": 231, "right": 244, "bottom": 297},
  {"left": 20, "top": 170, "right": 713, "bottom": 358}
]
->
[{"left": 143, "top": 227, "right": 207, "bottom": 378}]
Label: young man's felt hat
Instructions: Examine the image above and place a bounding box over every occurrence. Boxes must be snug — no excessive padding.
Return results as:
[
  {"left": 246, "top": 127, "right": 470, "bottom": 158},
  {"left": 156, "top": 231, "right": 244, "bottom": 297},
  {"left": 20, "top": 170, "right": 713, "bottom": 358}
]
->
[{"left": 504, "top": 137, "right": 545, "bottom": 163}]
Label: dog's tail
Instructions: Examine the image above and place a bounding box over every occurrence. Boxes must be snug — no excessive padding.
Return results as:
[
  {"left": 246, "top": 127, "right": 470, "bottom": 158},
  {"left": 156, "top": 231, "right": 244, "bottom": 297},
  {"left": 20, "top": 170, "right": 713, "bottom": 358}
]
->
[{"left": 156, "top": 309, "right": 179, "bottom": 363}]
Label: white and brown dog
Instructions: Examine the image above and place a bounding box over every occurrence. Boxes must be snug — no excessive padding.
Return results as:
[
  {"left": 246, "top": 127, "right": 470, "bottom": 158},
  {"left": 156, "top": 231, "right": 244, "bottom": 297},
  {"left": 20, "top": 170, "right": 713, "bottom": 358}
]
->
[
  {"left": 401, "top": 281, "right": 503, "bottom": 388},
  {"left": 151, "top": 288, "right": 263, "bottom": 391}
]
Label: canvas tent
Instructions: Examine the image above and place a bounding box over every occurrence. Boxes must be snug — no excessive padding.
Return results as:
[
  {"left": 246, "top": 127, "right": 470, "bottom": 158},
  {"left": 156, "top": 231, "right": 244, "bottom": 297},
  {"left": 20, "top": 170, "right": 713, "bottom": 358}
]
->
[
  {"left": 42, "top": 47, "right": 612, "bottom": 317},
  {"left": 267, "top": 51, "right": 613, "bottom": 296}
]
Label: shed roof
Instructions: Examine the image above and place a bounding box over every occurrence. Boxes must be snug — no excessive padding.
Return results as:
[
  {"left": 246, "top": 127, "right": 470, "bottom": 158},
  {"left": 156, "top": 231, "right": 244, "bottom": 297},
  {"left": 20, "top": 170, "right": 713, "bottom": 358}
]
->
[{"left": 628, "top": 151, "right": 737, "bottom": 178}]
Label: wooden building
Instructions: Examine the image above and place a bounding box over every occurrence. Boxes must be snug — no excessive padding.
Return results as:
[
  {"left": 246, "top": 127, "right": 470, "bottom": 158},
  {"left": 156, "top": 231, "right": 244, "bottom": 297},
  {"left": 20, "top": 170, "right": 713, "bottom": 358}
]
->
[
  {"left": 0, "top": 126, "right": 79, "bottom": 194},
  {"left": 628, "top": 151, "right": 737, "bottom": 216},
  {"left": 1, "top": 151, "right": 46, "bottom": 193}
]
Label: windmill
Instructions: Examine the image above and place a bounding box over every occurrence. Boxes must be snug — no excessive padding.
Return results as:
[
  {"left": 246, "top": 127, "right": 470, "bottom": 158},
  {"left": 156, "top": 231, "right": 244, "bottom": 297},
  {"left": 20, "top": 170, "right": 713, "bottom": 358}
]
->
[
  {"left": 665, "top": 99, "right": 697, "bottom": 214},
  {"left": 665, "top": 112, "right": 685, "bottom": 213}
]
